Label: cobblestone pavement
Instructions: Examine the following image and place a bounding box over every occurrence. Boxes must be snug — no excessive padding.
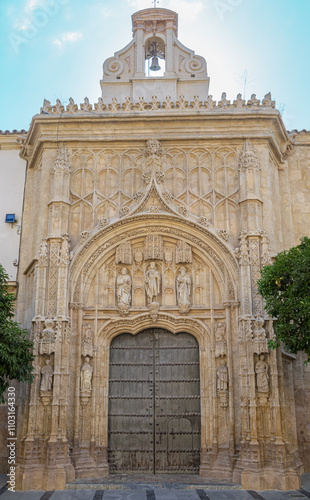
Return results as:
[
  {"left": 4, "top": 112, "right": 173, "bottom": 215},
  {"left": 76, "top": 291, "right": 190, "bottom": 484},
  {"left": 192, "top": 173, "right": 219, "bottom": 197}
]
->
[{"left": 0, "top": 474, "right": 309, "bottom": 500}]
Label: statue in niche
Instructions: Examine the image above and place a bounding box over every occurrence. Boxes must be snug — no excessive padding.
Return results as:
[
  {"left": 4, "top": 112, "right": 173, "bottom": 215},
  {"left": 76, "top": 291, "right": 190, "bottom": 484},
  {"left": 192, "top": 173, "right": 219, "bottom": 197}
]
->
[
  {"left": 117, "top": 267, "right": 132, "bottom": 306},
  {"left": 145, "top": 262, "right": 161, "bottom": 303},
  {"left": 255, "top": 354, "right": 269, "bottom": 392},
  {"left": 215, "top": 322, "right": 227, "bottom": 358},
  {"left": 82, "top": 324, "right": 94, "bottom": 357},
  {"left": 176, "top": 267, "right": 191, "bottom": 307},
  {"left": 40, "top": 359, "right": 53, "bottom": 392},
  {"left": 41, "top": 319, "right": 55, "bottom": 342},
  {"left": 215, "top": 322, "right": 226, "bottom": 342},
  {"left": 253, "top": 316, "right": 266, "bottom": 338},
  {"left": 80, "top": 356, "right": 93, "bottom": 392},
  {"left": 217, "top": 359, "right": 228, "bottom": 391}
]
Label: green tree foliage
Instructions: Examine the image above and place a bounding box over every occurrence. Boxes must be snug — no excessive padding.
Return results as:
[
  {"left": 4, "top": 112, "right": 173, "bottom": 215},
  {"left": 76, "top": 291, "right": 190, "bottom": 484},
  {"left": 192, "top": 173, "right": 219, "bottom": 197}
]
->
[
  {"left": 0, "top": 264, "right": 34, "bottom": 403},
  {"left": 258, "top": 237, "right": 310, "bottom": 362}
]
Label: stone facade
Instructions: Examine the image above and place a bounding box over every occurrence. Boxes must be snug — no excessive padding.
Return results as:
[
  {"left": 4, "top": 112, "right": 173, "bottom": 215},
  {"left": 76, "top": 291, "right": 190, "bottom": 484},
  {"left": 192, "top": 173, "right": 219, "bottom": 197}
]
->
[{"left": 1, "top": 7, "right": 309, "bottom": 492}]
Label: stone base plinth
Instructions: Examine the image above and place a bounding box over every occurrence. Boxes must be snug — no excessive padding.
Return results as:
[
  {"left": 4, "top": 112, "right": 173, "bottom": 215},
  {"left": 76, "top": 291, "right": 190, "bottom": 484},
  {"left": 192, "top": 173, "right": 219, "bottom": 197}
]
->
[
  {"left": 241, "top": 468, "right": 301, "bottom": 491},
  {"left": 75, "top": 466, "right": 108, "bottom": 479},
  {"left": 16, "top": 463, "right": 75, "bottom": 491}
]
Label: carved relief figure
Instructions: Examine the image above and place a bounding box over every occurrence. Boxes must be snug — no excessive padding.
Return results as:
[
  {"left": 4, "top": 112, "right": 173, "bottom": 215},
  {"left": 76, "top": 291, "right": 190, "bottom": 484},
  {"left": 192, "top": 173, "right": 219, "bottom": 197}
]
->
[
  {"left": 117, "top": 268, "right": 132, "bottom": 306},
  {"left": 253, "top": 316, "right": 266, "bottom": 338},
  {"left": 40, "top": 359, "right": 53, "bottom": 392},
  {"left": 215, "top": 322, "right": 227, "bottom": 358},
  {"left": 145, "top": 139, "right": 162, "bottom": 157},
  {"left": 82, "top": 324, "right": 94, "bottom": 357},
  {"left": 145, "top": 262, "right": 161, "bottom": 303},
  {"left": 215, "top": 322, "right": 226, "bottom": 342},
  {"left": 81, "top": 357, "right": 93, "bottom": 392},
  {"left": 176, "top": 267, "right": 191, "bottom": 306},
  {"left": 217, "top": 359, "right": 228, "bottom": 391},
  {"left": 41, "top": 319, "right": 55, "bottom": 342},
  {"left": 255, "top": 354, "right": 269, "bottom": 392}
]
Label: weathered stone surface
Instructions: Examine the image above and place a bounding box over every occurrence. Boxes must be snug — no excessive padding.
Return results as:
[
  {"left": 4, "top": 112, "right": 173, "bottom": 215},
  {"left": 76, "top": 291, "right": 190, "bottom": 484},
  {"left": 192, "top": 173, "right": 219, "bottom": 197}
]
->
[{"left": 0, "top": 6, "right": 308, "bottom": 494}]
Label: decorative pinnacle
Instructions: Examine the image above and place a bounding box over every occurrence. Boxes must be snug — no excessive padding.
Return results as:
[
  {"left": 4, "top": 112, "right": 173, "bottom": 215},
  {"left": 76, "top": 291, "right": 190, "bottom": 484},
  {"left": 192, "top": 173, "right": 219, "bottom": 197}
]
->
[{"left": 152, "top": 0, "right": 159, "bottom": 7}]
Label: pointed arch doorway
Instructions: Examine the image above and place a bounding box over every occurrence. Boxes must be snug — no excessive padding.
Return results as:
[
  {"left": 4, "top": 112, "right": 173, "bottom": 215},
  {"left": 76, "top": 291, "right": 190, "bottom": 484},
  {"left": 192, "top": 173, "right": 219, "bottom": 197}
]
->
[{"left": 108, "top": 328, "right": 201, "bottom": 473}]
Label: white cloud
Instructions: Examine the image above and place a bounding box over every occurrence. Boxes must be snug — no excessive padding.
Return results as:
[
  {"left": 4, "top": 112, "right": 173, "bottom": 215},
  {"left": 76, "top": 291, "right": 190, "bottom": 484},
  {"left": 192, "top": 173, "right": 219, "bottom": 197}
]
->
[
  {"left": 25, "top": 0, "right": 45, "bottom": 11},
  {"left": 53, "top": 31, "right": 82, "bottom": 49},
  {"left": 14, "top": 0, "right": 46, "bottom": 32}
]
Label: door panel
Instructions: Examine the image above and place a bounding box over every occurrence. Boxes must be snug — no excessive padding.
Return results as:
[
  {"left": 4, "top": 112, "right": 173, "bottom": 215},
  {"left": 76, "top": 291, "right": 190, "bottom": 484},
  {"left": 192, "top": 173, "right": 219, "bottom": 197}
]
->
[{"left": 108, "top": 329, "right": 200, "bottom": 473}]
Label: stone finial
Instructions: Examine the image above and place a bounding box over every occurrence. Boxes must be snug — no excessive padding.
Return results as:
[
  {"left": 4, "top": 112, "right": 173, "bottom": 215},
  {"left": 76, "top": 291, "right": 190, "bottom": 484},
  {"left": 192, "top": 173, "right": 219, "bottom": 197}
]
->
[
  {"left": 94, "top": 97, "right": 106, "bottom": 112},
  {"left": 233, "top": 94, "right": 246, "bottom": 109},
  {"left": 52, "top": 99, "right": 65, "bottom": 113},
  {"left": 41, "top": 99, "right": 52, "bottom": 114},
  {"left": 262, "top": 92, "right": 275, "bottom": 108},
  {"left": 247, "top": 94, "right": 260, "bottom": 107},
  {"left": 66, "top": 97, "right": 78, "bottom": 114},
  {"left": 218, "top": 92, "right": 230, "bottom": 108},
  {"left": 80, "top": 97, "right": 92, "bottom": 112}
]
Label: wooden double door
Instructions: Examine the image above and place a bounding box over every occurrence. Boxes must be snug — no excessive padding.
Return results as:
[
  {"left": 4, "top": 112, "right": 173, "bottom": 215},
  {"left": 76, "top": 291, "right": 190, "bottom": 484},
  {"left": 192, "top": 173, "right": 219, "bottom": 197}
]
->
[{"left": 108, "top": 328, "right": 200, "bottom": 473}]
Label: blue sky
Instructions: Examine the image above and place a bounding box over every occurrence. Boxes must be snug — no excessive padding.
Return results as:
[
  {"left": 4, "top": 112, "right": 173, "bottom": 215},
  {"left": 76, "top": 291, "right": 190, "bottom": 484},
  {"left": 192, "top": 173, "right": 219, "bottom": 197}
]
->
[{"left": 0, "top": 0, "right": 309, "bottom": 132}]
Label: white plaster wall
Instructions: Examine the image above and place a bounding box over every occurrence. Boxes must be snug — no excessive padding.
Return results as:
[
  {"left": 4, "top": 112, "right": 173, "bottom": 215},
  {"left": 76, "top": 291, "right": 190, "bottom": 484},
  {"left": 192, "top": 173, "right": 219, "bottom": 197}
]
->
[{"left": 0, "top": 150, "right": 26, "bottom": 280}]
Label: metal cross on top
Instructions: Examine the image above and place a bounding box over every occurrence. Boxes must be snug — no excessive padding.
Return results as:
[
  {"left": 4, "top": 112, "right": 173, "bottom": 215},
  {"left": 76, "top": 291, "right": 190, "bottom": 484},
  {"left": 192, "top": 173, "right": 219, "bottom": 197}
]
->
[{"left": 152, "top": 0, "right": 159, "bottom": 7}]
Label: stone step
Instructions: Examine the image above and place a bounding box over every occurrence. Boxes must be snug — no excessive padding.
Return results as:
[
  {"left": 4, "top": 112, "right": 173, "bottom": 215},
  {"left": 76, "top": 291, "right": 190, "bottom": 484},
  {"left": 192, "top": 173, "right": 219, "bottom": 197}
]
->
[{"left": 66, "top": 474, "right": 241, "bottom": 491}]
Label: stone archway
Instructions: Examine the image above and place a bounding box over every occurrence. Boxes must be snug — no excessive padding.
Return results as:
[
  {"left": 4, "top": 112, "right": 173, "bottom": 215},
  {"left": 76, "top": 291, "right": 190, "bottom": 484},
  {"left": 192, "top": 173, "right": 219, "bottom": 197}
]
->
[{"left": 108, "top": 328, "right": 201, "bottom": 474}]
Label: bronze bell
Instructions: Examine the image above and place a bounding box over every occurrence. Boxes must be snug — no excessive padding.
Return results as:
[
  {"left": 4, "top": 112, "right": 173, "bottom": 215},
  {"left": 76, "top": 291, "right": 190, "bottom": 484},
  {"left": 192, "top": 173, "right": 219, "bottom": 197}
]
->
[{"left": 150, "top": 56, "right": 161, "bottom": 71}]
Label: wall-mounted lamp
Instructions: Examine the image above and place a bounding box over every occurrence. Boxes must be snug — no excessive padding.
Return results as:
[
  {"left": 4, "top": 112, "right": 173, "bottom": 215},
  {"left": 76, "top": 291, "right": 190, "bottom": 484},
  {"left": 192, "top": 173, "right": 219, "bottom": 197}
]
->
[{"left": 5, "top": 214, "right": 17, "bottom": 224}]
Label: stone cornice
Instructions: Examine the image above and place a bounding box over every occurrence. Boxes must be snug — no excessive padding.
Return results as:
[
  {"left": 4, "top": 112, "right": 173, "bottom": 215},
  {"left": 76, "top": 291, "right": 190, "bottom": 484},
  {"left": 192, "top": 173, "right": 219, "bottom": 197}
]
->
[{"left": 22, "top": 108, "right": 289, "bottom": 169}]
